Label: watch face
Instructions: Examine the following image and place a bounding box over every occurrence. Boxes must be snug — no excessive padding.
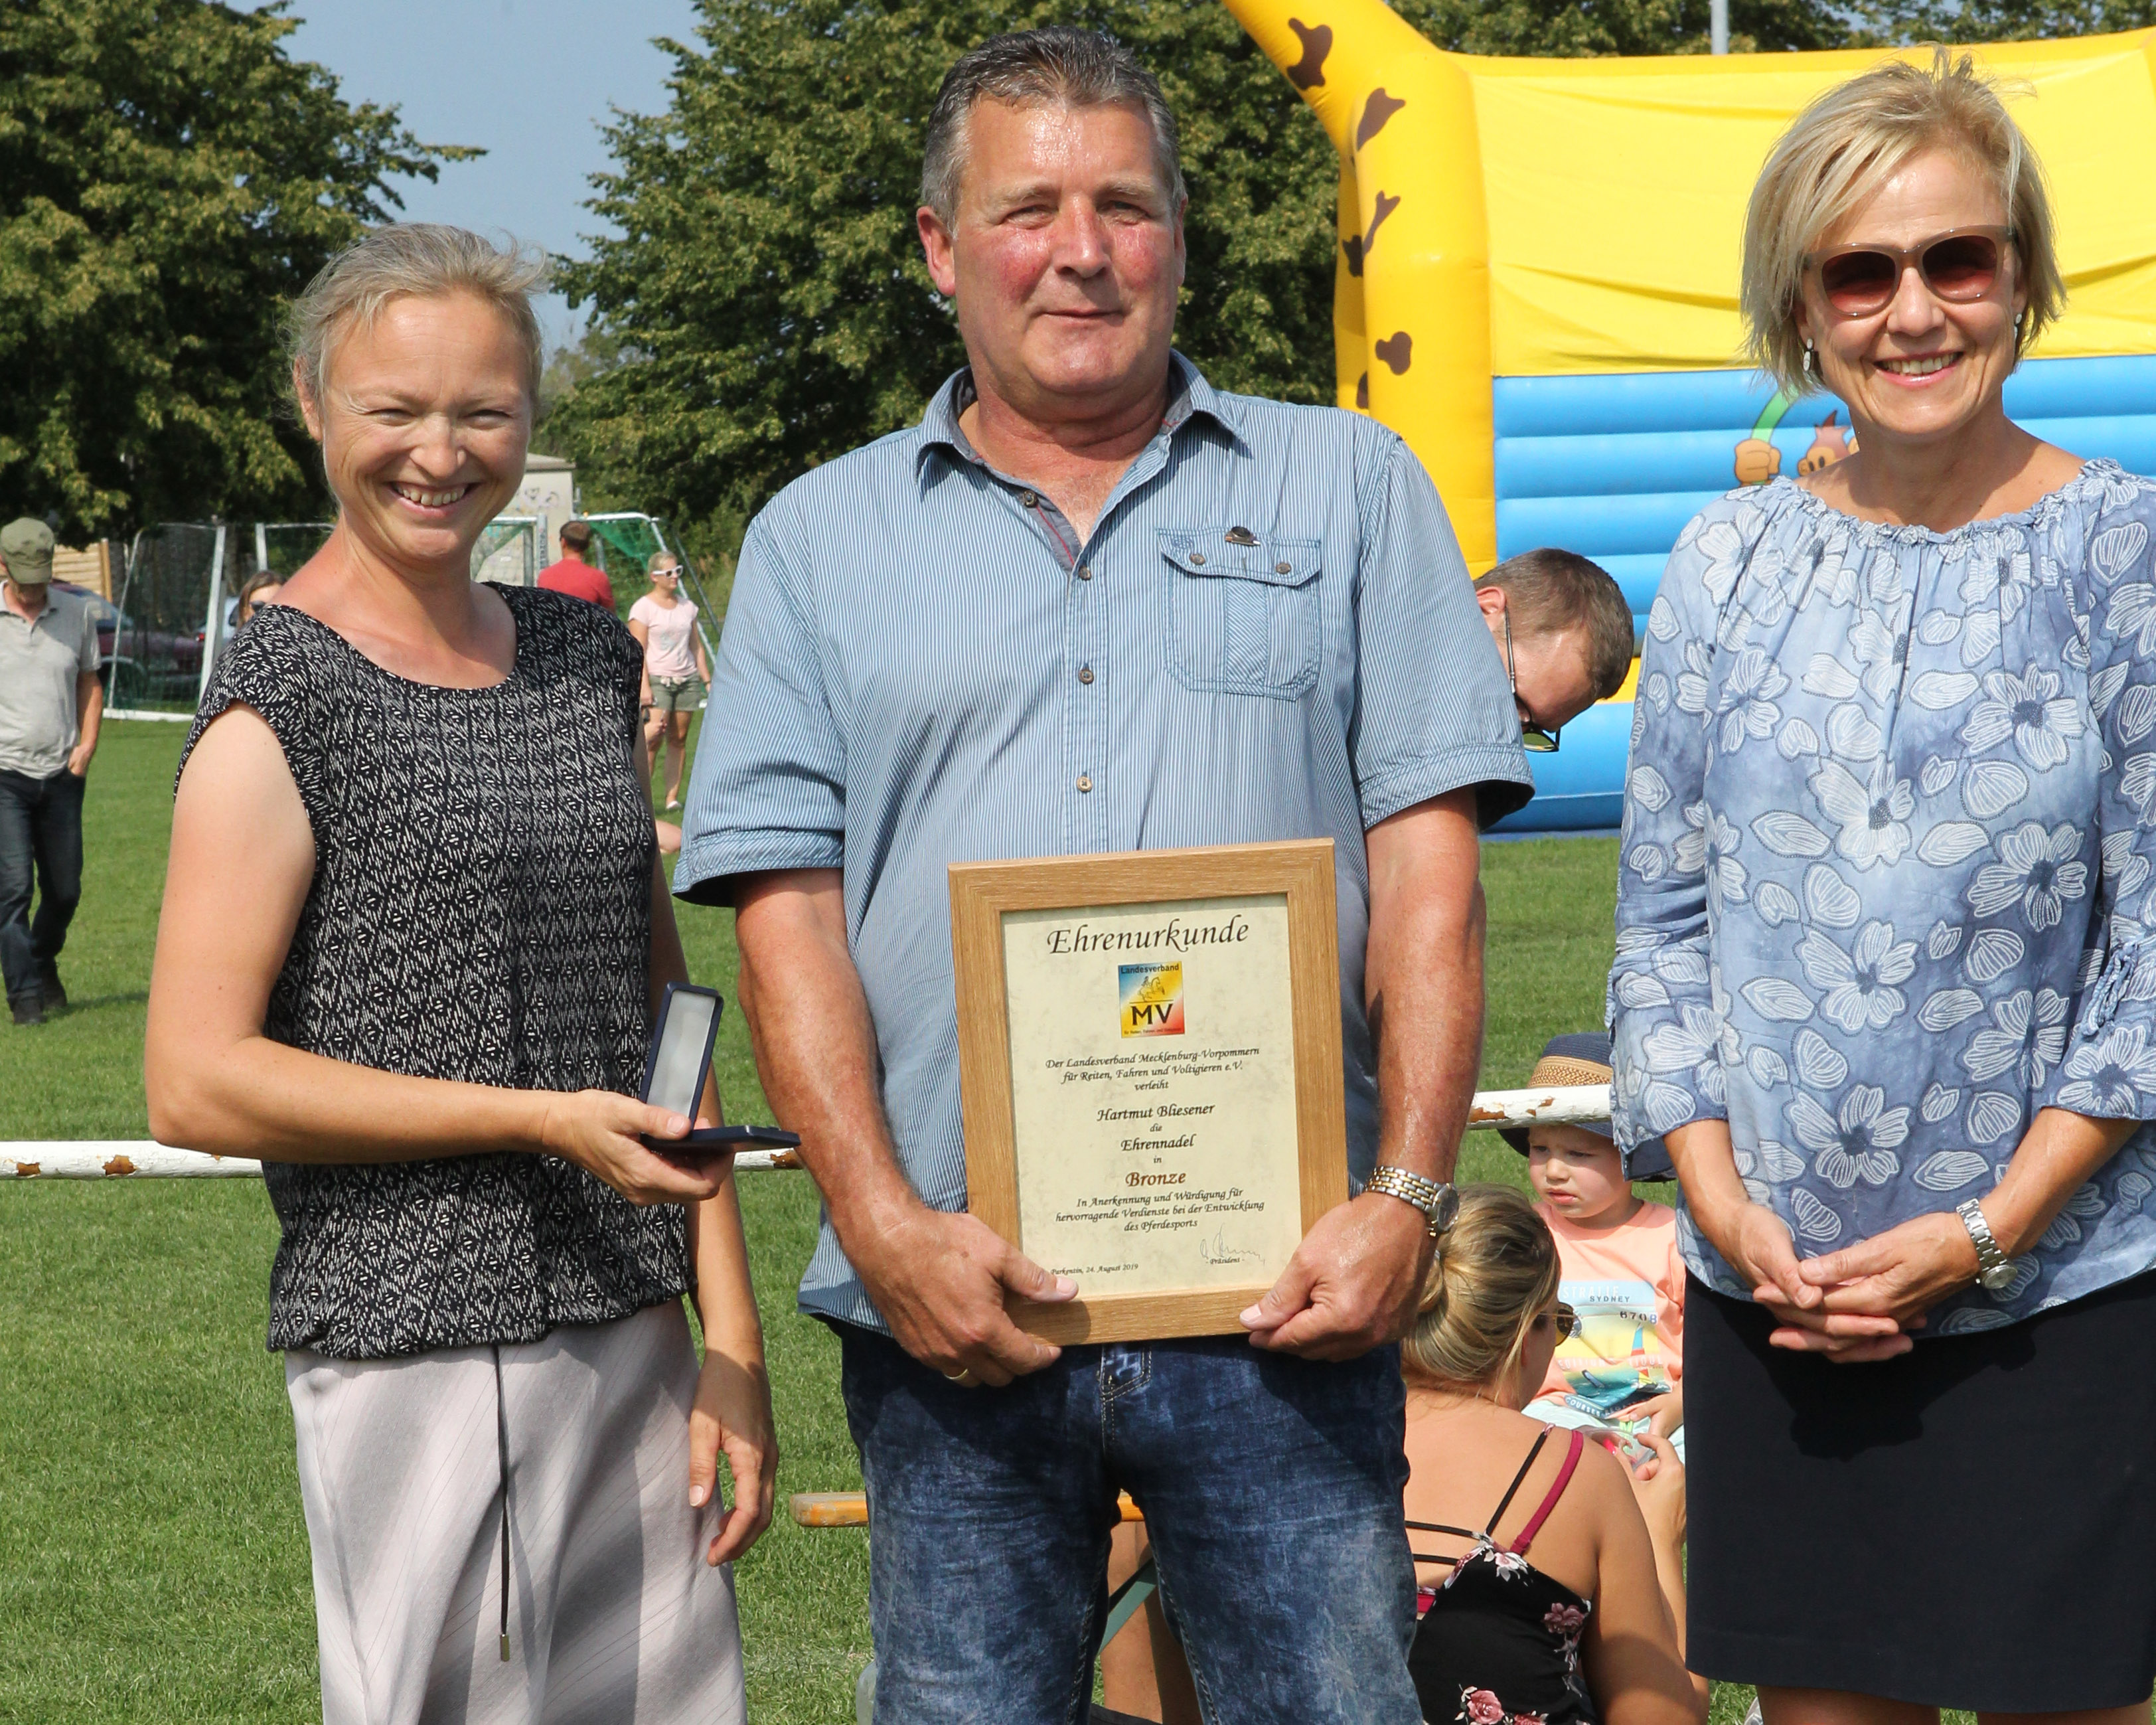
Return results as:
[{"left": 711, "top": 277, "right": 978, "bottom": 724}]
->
[
  {"left": 1430, "top": 1183, "right": 1461, "bottom": 1234},
  {"left": 1979, "top": 1262, "right": 2017, "bottom": 1293}
]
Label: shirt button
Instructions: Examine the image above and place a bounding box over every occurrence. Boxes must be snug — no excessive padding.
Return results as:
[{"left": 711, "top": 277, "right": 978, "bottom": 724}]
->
[
  {"left": 1275, "top": 561, "right": 1293, "bottom": 574},
  {"left": 1077, "top": 564, "right": 1093, "bottom": 580},
  {"left": 1078, "top": 665, "right": 1095, "bottom": 685},
  {"left": 1076, "top": 774, "right": 1093, "bottom": 793},
  {"left": 1190, "top": 551, "right": 1206, "bottom": 566},
  {"left": 1018, "top": 489, "right": 1038, "bottom": 509}
]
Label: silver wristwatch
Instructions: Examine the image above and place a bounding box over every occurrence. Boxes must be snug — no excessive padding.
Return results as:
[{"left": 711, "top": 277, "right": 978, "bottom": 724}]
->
[
  {"left": 1365, "top": 1165, "right": 1460, "bottom": 1239},
  {"left": 1957, "top": 1197, "right": 2017, "bottom": 1293}
]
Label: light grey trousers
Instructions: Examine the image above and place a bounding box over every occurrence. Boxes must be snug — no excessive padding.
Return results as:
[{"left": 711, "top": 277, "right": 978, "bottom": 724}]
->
[{"left": 285, "top": 1301, "right": 745, "bottom": 1725}]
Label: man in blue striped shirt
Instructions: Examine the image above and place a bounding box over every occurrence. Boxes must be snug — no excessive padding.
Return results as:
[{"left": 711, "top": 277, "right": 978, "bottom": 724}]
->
[{"left": 678, "top": 28, "right": 1532, "bottom": 1722}]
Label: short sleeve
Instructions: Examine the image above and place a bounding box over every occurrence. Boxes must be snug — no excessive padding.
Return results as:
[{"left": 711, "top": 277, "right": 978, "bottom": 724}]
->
[
  {"left": 75, "top": 606, "right": 98, "bottom": 674},
  {"left": 2044, "top": 484, "right": 2156, "bottom": 1120},
  {"left": 1349, "top": 436, "right": 1533, "bottom": 830},
  {"left": 179, "top": 614, "right": 327, "bottom": 830},
  {"left": 672, "top": 509, "right": 847, "bottom": 905}
]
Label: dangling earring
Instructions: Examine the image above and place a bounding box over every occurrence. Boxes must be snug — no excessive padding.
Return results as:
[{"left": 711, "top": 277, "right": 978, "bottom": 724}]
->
[{"left": 1804, "top": 340, "right": 1815, "bottom": 377}]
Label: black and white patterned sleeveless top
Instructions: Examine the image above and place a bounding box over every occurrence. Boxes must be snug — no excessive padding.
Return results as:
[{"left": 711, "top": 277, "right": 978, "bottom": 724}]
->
[{"left": 181, "top": 584, "right": 690, "bottom": 1359}]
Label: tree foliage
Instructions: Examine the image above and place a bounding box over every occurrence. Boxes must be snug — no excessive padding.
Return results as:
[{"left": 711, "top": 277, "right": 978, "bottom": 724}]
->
[
  {"left": 0, "top": 0, "right": 462, "bottom": 539},
  {"left": 553, "top": 0, "right": 2123, "bottom": 538},
  {"left": 1852, "top": 0, "right": 2156, "bottom": 41},
  {"left": 1396, "top": 0, "right": 1845, "bottom": 56}
]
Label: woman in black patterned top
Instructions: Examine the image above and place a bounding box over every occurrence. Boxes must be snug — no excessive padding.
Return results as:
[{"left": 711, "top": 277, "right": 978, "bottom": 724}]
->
[{"left": 145, "top": 225, "right": 769, "bottom": 1722}]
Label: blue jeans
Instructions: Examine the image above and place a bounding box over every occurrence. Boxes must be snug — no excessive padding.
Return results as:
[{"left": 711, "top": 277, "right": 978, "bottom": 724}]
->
[
  {"left": 837, "top": 1327, "right": 1421, "bottom": 1725},
  {"left": 0, "top": 767, "right": 84, "bottom": 1005}
]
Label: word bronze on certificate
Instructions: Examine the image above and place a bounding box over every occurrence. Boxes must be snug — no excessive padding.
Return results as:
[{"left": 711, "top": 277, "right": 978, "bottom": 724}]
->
[{"left": 949, "top": 840, "right": 1350, "bottom": 1343}]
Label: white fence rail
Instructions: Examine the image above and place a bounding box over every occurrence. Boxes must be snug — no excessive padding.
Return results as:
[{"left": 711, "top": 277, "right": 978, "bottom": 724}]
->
[{"left": 1, "top": 1085, "right": 1612, "bottom": 1182}]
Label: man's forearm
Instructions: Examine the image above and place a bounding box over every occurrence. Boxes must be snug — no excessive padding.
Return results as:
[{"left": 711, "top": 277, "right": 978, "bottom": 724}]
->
[
  {"left": 74, "top": 675, "right": 102, "bottom": 762},
  {"left": 1364, "top": 791, "right": 1487, "bottom": 1185},
  {"left": 733, "top": 871, "right": 921, "bottom": 1238}
]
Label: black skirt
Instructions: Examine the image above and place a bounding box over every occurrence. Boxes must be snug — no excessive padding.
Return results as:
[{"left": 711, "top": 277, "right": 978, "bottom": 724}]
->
[{"left": 1685, "top": 1270, "right": 2156, "bottom": 1710}]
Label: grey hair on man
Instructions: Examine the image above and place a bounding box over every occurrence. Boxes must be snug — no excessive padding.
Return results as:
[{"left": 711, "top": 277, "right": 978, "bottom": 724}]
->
[{"left": 919, "top": 27, "right": 1186, "bottom": 225}]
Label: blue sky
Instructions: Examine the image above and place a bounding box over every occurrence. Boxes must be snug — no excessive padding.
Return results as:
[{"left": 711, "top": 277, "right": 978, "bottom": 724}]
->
[{"left": 248, "top": 0, "right": 704, "bottom": 352}]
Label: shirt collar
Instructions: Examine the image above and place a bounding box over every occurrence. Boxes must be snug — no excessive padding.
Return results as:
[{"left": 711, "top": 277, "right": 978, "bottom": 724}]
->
[{"left": 915, "top": 351, "right": 1240, "bottom": 473}]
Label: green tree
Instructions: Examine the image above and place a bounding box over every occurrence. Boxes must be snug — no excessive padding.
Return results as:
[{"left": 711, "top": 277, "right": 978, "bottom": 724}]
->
[
  {"left": 574, "top": 0, "right": 2156, "bottom": 539},
  {"left": 549, "top": 0, "right": 1342, "bottom": 533},
  {"left": 1850, "top": 0, "right": 2156, "bottom": 41},
  {"left": 1396, "top": 0, "right": 1847, "bottom": 55},
  {"left": 0, "top": 0, "right": 465, "bottom": 540}
]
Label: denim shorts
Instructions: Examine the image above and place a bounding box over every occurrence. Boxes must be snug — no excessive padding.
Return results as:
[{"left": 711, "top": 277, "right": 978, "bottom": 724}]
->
[{"left": 836, "top": 1325, "right": 1422, "bottom": 1724}]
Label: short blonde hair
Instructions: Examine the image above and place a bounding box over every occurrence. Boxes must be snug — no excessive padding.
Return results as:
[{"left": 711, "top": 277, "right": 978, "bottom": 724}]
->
[
  {"left": 287, "top": 224, "right": 548, "bottom": 416},
  {"left": 1402, "top": 1185, "right": 1563, "bottom": 1391},
  {"left": 1741, "top": 48, "right": 2064, "bottom": 398}
]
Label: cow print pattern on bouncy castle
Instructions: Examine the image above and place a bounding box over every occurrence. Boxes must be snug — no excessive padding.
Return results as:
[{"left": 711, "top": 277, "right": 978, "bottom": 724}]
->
[
  {"left": 180, "top": 585, "right": 690, "bottom": 1360},
  {"left": 1286, "top": 18, "right": 1332, "bottom": 88},
  {"left": 1355, "top": 87, "right": 1405, "bottom": 149},
  {"left": 1363, "top": 190, "right": 1401, "bottom": 257}
]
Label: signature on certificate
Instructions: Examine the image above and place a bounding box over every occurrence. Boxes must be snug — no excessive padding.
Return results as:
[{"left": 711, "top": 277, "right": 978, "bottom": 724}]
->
[{"left": 1197, "top": 1225, "right": 1261, "bottom": 1267}]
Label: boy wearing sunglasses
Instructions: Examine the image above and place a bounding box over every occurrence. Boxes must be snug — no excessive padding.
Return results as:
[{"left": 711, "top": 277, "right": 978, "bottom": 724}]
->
[
  {"left": 1470, "top": 549, "right": 1634, "bottom": 754},
  {"left": 1503, "top": 1032, "right": 1687, "bottom": 1462}
]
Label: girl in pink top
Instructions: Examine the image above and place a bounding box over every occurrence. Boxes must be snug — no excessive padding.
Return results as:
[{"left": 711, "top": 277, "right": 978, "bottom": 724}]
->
[
  {"left": 1501, "top": 1033, "right": 1685, "bottom": 1456},
  {"left": 627, "top": 555, "right": 712, "bottom": 811}
]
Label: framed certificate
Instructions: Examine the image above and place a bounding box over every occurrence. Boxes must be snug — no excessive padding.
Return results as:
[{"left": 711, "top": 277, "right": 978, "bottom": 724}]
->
[{"left": 949, "top": 839, "right": 1350, "bottom": 1344}]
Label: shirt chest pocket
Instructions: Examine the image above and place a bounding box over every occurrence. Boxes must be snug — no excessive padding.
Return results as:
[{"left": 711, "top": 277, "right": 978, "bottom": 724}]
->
[{"left": 1161, "top": 529, "right": 1322, "bottom": 699}]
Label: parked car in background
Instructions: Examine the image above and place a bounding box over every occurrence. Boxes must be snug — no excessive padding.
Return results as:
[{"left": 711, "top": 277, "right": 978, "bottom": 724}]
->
[
  {"left": 52, "top": 578, "right": 205, "bottom": 710},
  {"left": 53, "top": 580, "right": 118, "bottom": 665}
]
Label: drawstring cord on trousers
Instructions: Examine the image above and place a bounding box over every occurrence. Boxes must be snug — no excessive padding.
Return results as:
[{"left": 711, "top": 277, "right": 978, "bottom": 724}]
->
[{"left": 493, "top": 1344, "right": 510, "bottom": 1661}]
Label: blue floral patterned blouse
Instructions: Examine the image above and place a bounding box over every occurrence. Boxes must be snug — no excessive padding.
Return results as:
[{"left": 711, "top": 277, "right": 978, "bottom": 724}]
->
[{"left": 1610, "top": 459, "right": 2156, "bottom": 1333}]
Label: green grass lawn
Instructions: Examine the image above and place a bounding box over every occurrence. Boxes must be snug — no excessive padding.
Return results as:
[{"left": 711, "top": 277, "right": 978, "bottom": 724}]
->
[{"left": 0, "top": 721, "right": 1745, "bottom": 1723}]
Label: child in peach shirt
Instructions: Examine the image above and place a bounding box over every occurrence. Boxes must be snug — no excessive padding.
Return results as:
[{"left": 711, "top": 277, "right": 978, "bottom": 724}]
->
[{"left": 1502, "top": 1033, "right": 1685, "bottom": 1458}]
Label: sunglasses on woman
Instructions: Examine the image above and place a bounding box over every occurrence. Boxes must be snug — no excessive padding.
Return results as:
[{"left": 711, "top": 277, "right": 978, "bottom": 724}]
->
[
  {"left": 1806, "top": 225, "right": 2015, "bottom": 319},
  {"left": 1539, "top": 1302, "right": 1580, "bottom": 1342}
]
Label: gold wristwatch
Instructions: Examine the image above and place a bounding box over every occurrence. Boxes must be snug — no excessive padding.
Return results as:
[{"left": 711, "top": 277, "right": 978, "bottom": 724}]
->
[{"left": 1364, "top": 1165, "right": 1460, "bottom": 1238}]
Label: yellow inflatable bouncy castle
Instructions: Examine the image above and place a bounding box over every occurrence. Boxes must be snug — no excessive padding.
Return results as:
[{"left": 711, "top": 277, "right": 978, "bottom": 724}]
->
[{"left": 1219, "top": 2, "right": 2156, "bottom": 827}]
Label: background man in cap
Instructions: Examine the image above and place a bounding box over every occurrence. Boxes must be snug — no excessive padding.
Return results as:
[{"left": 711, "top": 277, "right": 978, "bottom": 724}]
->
[{"left": 0, "top": 517, "right": 103, "bottom": 1025}]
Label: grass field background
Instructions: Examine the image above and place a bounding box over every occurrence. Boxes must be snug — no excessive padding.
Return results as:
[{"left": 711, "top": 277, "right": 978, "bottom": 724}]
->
[{"left": 0, "top": 719, "right": 1750, "bottom": 1723}]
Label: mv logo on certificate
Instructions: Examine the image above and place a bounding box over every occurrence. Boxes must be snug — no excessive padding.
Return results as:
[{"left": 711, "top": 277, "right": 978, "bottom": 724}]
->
[
  {"left": 949, "top": 841, "right": 1350, "bottom": 1344},
  {"left": 1120, "top": 962, "right": 1185, "bottom": 1036}
]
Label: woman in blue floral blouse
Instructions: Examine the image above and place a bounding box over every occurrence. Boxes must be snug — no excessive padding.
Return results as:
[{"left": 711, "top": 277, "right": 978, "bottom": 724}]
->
[{"left": 1612, "top": 51, "right": 2156, "bottom": 1722}]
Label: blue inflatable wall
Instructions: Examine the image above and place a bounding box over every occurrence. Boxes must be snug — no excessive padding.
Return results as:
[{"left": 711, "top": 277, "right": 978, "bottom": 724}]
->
[{"left": 1486, "top": 353, "right": 2156, "bottom": 835}]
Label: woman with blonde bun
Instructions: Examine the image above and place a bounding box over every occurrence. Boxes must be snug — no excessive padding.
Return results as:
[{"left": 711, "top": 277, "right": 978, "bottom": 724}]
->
[{"left": 1403, "top": 1185, "right": 1705, "bottom": 1725}]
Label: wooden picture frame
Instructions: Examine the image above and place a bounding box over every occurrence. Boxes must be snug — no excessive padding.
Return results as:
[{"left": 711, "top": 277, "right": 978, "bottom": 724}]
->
[{"left": 949, "top": 839, "right": 1349, "bottom": 1344}]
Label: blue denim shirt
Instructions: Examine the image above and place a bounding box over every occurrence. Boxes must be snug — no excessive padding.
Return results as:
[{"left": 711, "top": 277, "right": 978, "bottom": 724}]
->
[
  {"left": 1612, "top": 460, "right": 2156, "bottom": 1332},
  {"left": 676, "top": 355, "right": 1532, "bottom": 1331}
]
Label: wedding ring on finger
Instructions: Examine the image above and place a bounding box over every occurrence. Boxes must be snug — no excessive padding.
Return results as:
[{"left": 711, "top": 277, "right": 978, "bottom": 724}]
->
[{"left": 943, "top": 1366, "right": 977, "bottom": 1388}]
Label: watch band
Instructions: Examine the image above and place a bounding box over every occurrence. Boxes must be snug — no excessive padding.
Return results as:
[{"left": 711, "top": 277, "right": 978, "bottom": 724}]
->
[
  {"left": 1365, "top": 1165, "right": 1460, "bottom": 1238},
  {"left": 1956, "top": 1197, "right": 2016, "bottom": 1291}
]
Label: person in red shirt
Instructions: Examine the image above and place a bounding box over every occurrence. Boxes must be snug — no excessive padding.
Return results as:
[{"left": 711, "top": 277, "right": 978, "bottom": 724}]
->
[{"left": 535, "top": 520, "right": 614, "bottom": 608}]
